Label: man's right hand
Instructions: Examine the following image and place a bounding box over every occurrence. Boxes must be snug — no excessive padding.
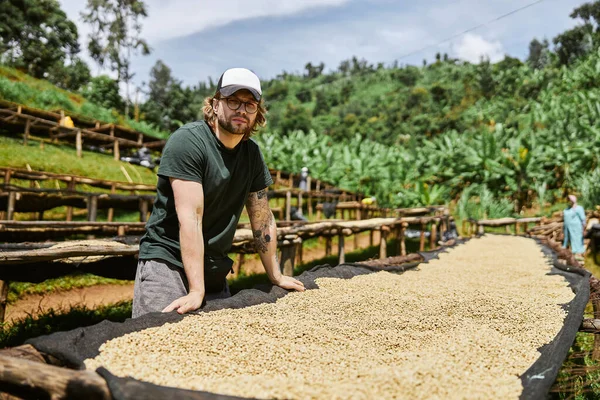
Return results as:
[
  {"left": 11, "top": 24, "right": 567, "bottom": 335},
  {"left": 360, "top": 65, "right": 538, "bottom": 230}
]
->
[{"left": 162, "top": 290, "right": 205, "bottom": 314}]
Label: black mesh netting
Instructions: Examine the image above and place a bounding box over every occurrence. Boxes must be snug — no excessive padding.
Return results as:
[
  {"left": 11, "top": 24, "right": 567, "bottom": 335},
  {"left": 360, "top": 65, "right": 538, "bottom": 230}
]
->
[{"left": 26, "top": 238, "right": 589, "bottom": 400}]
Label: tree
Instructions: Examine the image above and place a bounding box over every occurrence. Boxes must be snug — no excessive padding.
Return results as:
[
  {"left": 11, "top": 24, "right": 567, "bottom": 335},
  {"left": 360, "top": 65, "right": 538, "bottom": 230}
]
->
[
  {"left": 82, "top": 0, "right": 151, "bottom": 115},
  {"left": 527, "top": 38, "right": 551, "bottom": 69},
  {"left": 81, "top": 75, "right": 125, "bottom": 111},
  {"left": 553, "top": 1, "right": 600, "bottom": 65},
  {"left": 46, "top": 57, "right": 91, "bottom": 91},
  {"left": 0, "top": 0, "right": 81, "bottom": 79}
]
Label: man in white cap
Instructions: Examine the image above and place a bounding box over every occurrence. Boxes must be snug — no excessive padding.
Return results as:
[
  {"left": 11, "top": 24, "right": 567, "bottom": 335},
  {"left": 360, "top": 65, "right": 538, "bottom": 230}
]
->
[{"left": 133, "top": 68, "right": 305, "bottom": 317}]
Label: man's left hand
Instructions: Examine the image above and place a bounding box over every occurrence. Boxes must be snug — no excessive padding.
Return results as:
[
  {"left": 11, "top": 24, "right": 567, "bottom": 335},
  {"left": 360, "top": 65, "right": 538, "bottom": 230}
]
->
[{"left": 274, "top": 275, "right": 305, "bottom": 292}]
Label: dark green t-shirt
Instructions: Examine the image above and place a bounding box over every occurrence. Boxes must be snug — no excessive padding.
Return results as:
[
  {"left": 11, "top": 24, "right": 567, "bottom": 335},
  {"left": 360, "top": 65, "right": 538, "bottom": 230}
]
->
[{"left": 139, "top": 121, "right": 272, "bottom": 269}]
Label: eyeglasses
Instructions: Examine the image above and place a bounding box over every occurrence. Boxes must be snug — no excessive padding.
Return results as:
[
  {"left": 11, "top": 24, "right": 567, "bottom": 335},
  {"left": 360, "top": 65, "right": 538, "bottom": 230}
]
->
[{"left": 222, "top": 97, "right": 259, "bottom": 114}]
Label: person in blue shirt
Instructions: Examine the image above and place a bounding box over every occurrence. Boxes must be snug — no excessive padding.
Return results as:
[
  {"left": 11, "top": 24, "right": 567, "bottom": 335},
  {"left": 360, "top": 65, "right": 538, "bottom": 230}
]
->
[{"left": 563, "top": 195, "right": 586, "bottom": 255}]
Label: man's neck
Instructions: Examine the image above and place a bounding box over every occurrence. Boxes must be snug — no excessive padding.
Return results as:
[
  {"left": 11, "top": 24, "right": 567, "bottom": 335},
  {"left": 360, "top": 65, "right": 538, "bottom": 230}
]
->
[{"left": 211, "top": 122, "right": 244, "bottom": 149}]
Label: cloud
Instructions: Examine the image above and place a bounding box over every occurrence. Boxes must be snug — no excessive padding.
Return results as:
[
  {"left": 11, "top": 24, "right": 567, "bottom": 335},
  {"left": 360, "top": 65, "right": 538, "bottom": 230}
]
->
[{"left": 452, "top": 33, "right": 505, "bottom": 63}]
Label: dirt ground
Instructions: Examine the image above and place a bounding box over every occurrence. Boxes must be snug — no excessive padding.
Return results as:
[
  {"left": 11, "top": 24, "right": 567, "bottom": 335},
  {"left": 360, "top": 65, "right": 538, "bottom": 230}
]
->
[{"left": 6, "top": 232, "right": 379, "bottom": 324}]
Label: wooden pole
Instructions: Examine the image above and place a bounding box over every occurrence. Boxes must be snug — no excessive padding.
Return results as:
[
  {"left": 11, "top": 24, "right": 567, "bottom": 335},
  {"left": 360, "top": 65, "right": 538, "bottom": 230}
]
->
[
  {"left": 280, "top": 244, "right": 296, "bottom": 276},
  {"left": 297, "top": 192, "right": 303, "bottom": 218},
  {"left": 297, "top": 240, "right": 303, "bottom": 266},
  {"left": 338, "top": 233, "right": 345, "bottom": 265},
  {"left": 107, "top": 183, "right": 116, "bottom": 222},
  {"left": 419, "top": 223, "right": 426, "bottom": 251},
  {"left": 400, "top": 222, "right": 407, "bottom": 256},
  {"left": 76, "top": 129, "right": 82, "bottom": 158},
  {"left": 0, "top": 279, "right": 9, "bottom": 323},
  {"left": 325, "top": 236, "right": 332, "bottom": 256},
  {"left": 0, "top": 354, "right": 111, "bottom": 400},
  {"left": 113, "top": 140, "right": 120, "bottom": 161},
  {"left": 65, "top": 179, "right": 75, "bottom": 221},
  {"left": 285, "top": 191, "right": 291, "bottom": 221},
  {"left": 515, "top": 222, "right": 520, "bottom": 235},
  {"left": 430, "top": 221, "right": 438, "bottom": 250},
  {"left": 379, "top": 228, "right": 388, "bottom": 259},
  {"left": 139, "top": 198, "right": 149, "bottom": 222},
  {"left": 7, "top": 192, "right": 16, "bottom": 220},
  {"left": 23, "top": 118, "right": 30, "bottom": 146},
  {"left": 87, "top": 195, "right": 98, "bottom": 221},
  {"left": 308, "top": 194, "right": 313, "bottom": 220},
  {"left": 234, "top": 254, "right": 244, "bottom": 276},
  {"left": 370, "top": 230, "right": 374, "bottom": 247}
]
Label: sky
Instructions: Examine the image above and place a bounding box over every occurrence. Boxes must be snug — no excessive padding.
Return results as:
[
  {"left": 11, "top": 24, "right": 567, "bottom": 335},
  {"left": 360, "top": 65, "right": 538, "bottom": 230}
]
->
[{"left": 59, "top": 0, "right": 588, "bottom": 89}]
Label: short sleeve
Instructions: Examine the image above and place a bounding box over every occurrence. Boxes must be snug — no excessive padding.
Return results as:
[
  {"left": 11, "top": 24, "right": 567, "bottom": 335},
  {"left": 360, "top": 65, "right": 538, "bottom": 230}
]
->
[
  {"left": 249, "top": 142, "right": 273, "bottom": 193},
  {"left": 158, "top": 127, "right": 205, "bottom": 184}
]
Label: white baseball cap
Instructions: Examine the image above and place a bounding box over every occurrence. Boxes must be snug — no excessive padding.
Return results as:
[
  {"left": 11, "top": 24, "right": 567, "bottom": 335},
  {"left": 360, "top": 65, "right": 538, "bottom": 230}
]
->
[{"left": 216, "top": 68, "right": 262, "bottom": 101}]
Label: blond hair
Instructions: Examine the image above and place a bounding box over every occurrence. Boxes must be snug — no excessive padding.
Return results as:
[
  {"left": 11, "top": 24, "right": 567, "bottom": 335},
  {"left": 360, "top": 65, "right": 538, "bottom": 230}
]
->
[{"left": 202, "top": 94, "right": 267, "bottom": 140}]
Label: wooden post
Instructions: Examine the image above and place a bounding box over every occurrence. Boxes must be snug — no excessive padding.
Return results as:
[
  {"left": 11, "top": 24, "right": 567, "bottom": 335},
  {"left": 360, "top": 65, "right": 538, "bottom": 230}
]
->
[
  {"left": 137, "top": 133, "right": 143, "bottom": 145},
  {"left": 338, "top": 233, "right": 345, "bottom": 264},
  {"left": 285, "top": 191, "right": 291, "bottom": 221},
  {"left": 107, "top": 183, "right": 116, "bottom": 222},
  {"left": 7, "top": 191, "right": 16, "bottom": 220},
  {"left": 87, "top": 195, "right": 98, "bottom": 221},
  {"left": 109, "top": 125, "right": 115, "bottom": 137},
  {"left": 325, "top": 236, "right": 332, "bottom": 256},
  {"left": 76, "top": 129, "right": 82, "bottom": 158},
  {"left": 430, "top": 221, "right": 438, "bottom": 250},
  {"left": 297, "top": 192, "right": 303, "bottom": 218},
  {"left": 400, "top": 222, "right": 407, "bottom": 256},
  {"left": 515, "top": 222, "right": 520, "bottom": 235},
  {"left": 117, "top": 226, "right": 126, "bottom": 236},
  {"left": 113, "top": 140, "right": 120, "bottom": 161},
  {"left": 276, "top": 170, "right": 281, "bottom": 186},
  {"left": 478, "top": 223, "right": 484, "bottom": 235},
  {"left": 139, "top": 198, "right": 149, "bottom": 222},
  {"left": 379, "top": 228, "right": 389, "bottom": 259},
  {"left": 23, "top": 118, "right": 30, "bottom": 146},
  {"left": 234, "top": 254, "right": 245, "bottom": 276},
  {"left": 280, "top": 244, "right": 296, "bottom": 276},
  {"left": 288, "top": 173, "right": 294, "bottom": 188},
  {"left": 419, "top": 223, "right": 426, "bottom": 251},
  {"left": 297, "top": 241, "right": 304, "bottom": 265},
  {"left": 505, "top": 224, "right": 511, "bottom": 234},
  {"left": 66, "top": 179, "right": 75, "bottom": 221},
  {"left": 308, "top": 194, "right": 313, "bottom": 220},
  {"left": 370, "top": 230, "right": 374, "bottom": 247},
  {"left": 0, "top": 279, "right": 9, "bottom": 324},
  {"left": 3, "top": 169, "right": 11, "bottom": 187}
]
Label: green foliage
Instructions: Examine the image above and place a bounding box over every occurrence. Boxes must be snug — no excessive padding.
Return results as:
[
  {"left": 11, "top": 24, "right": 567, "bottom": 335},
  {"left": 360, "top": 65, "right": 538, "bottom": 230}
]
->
[
  {"left": 82, "top": 0, "right": 151, "bottom": 114},
  {"left": 576, "top": 169, "right": 600, "bottom": 209},
  {"left": 0, "top": 301, "right": 132, "bottom": 349},
  {"left": 80, "top": 75, "right": 125, "bottom": 111},
  {"left": 0, "top": 0, "right": 80, "bottom": 80},
  {"left": 456, "top": 185, "right": 515, "bottom": 220}
]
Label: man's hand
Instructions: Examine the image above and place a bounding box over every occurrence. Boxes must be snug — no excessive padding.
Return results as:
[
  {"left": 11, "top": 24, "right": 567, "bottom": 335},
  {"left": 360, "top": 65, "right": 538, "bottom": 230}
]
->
[
  {"left": 162, "top": 290, "right": 205, "bottom": 314},
  {"left": 273, "top": 275, "right": 305, "bottom": 292}
]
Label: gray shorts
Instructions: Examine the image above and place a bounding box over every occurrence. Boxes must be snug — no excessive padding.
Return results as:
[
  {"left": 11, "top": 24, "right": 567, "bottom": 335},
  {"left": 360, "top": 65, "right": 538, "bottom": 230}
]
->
[{"left": 132, "top": 259, "right": 231, "bottom": 318}]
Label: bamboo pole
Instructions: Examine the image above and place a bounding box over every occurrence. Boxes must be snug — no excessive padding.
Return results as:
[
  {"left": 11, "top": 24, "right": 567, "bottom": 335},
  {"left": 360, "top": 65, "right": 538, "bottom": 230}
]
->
[
  {"left": 285, "top": 191, "right": 292, "bottom": 221},
  {"left": 400, "top": 222, "right": 407, "bottom": 256},
  {"left": 338, "top": 233, "right": 345, "bottom": 264}
]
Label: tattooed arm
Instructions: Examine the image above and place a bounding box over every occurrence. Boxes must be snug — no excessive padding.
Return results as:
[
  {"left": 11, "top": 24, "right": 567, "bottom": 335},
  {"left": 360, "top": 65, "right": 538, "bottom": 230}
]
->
[
  {"left": 162, "top": 178, "right": 205, "bottom": 314},
  {"left": 246, "top": 189, "right": 305, "bottom": 292}
]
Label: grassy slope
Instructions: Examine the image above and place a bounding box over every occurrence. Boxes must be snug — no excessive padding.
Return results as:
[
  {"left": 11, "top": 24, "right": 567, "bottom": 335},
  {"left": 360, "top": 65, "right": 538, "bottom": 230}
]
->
[
  {"left": 0, "top": 136, "right": 158, "bottom": 185},
  {"left": 0, "top": 65, "right": 166, "bottom": 139}
]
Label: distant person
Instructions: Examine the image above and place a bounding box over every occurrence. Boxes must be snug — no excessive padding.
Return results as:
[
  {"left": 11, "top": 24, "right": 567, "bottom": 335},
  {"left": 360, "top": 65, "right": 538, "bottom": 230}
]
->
[
  {"left": 299, "top": 166, "right": 309, "bottom": 191},
  {"left": 563, "top": 194, "right": 586, "bottom": 256},
  {"left": 133, "top": 67, "right": 304, "bottom": 318}
]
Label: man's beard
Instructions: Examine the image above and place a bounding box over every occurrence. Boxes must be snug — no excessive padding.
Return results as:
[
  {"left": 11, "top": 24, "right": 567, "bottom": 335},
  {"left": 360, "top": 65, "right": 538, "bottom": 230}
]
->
[{"left": 217, "top": 113, "right": 253, "bottom": 137}]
